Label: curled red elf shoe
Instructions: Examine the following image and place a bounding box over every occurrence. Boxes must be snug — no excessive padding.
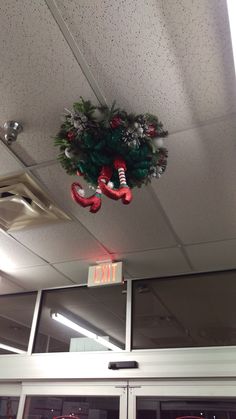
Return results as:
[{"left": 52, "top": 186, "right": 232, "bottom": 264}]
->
[
  {"left": 99, "top": 182, "right": 133, "bottom": 204},
  {"left": 118, "top": 186, "right": 133, "bottom": 204},
  {"left": 71, "top": 182, "right": 102, "bottom": 213}
]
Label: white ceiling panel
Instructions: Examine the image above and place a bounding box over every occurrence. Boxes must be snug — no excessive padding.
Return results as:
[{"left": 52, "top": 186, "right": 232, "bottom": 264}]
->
[
  {"left": 185, "top": 240, "right": 236, "bottom": 272},
  {"left": 0, "top": 0, "right": 97, "bottom": 166},
  {"left": 33, "top": 164, "right": 178, "bottom": 252},
  {"left": 0, "top": 230, "right": 45, "bottom": 272},
  {"left": 154, "top": 114, "right": 236, "bottom": 244},
  {"left": 119, "top": 247, "right": 190, "bottom": 278},
  {"left": 53, "top": 259, "right": 94, "bottom": 284},
  {"left": 0, "top": 142, "right": 23, "bottom": 175},
  {"left": 56, "top": 0, "right": 236, "bottom": 132},
  {"left": 11, "top": 221, "right": 109, "bottom": 264},
  {"left": 0, "top": 274, "right": 25, "bottom": 295},
  {"left": 7, "top": 265, "right": 73, "bottom": 291}
]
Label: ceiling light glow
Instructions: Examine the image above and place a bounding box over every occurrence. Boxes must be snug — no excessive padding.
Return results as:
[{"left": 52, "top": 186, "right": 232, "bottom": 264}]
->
[
  {"left": 227, "top": 0, "right": 236, "bottom": 72},
  {"left": 0, "top": 343, "right": 26, "bottom": 354},
  {"left": 51, "top": 312, "right": 121, "bottom": 352}
]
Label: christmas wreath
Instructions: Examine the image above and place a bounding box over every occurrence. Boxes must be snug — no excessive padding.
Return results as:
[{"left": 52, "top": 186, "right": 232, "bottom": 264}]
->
[{"left": 55, "top": 98, "right": 168, "bottom": 213}]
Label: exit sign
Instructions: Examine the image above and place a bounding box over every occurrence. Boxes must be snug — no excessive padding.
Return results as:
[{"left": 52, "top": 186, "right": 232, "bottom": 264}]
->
[{"left": 87, "top": 262, "right": 123, "bottom": 287}]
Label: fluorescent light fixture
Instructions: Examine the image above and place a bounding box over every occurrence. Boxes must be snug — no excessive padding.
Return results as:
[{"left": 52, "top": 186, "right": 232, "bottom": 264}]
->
[
  {"left": 51, "top": 312, "right": 122, "bottom": 352},
  {"left": 0, "top": 343, "right": 26, "bottom": 354},
  {"left": 227, "top": 0, "right": 236, "bottom": 71}
]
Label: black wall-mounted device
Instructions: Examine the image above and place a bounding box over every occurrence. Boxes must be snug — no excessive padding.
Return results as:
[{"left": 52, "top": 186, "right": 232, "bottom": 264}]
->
[{"left": 108, "top": 361, "right": 139, "bottom": 370}]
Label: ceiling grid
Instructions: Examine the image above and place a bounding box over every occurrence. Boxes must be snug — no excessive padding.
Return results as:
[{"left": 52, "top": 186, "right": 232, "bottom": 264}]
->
[{"left": 0, "top": 0, "right": 236, "bottom": 291}]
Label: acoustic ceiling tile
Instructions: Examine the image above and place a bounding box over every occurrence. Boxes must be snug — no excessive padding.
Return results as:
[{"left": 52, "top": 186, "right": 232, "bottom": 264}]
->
[
  {"left": 0, "top": 274, "right": 25, "bottom": 295},
  {"left": 53, "top": 259, "right": 93, "bottom": 285},
  {"left": 155, "top": 115, "right": 236, "bottom": 244},
  {"left": 185, "top": 240, "right": 236, "bottom": 272},
  {"left": 0, "top": 0, "right": 97, "bottom": 165},
  {"left": 11, "top": 221, "right": 109, "bottom": 264},
  {"left": 119, "top": 247, "right": 191, "bottom": 278},
  {"left": 0, "top": 230, "right": 46, "bottom": 272},
  {"left": 33, "top": 164, "right": 178, "bottom": 253},
  {"left": 7, "top": 265, "right": 73, "bottom": 291},
  {"left": 0, "top": 142, "right": 23, "bottom": 176},
  {"left": 56, "top": 0, "right": 236, "bottom": 132}
]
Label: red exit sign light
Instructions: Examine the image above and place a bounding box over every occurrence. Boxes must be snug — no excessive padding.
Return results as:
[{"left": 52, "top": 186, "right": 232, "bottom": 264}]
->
[{"left": 88, "top": 262, "right": 123, "bottom": 287}]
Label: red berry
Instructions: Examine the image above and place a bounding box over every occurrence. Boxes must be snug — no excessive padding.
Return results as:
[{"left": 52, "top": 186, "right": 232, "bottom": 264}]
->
[
  {"left": 67, "top": 131, "right": 75, "bottom": 140},
  {"left": 146, "top": 125, "right": 156, "bottom": 137},
  {"left": 110, "top": 116, "right": 122, "bottom": 129}
]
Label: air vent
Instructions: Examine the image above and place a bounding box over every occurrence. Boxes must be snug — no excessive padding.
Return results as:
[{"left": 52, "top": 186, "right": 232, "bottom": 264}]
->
[{"left": 0, "top": 173, "right": 70, "bottom": 231}]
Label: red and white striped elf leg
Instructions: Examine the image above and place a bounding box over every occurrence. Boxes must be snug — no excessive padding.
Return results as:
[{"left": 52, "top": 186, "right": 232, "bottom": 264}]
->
[
  {"left": 114, "top": 157, "right": 132, "bottom": 204},
  {"left": 117, "top": 166, "right": 127, "bottom": 187},
  {"left": 99, "top": 157, "right": 132, "bottom": 204}
]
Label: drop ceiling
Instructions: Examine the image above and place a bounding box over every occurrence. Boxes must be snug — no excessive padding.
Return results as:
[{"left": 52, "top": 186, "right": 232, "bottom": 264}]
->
[{"left": 0, "top": 0, "right": 236, "bottom": 293}]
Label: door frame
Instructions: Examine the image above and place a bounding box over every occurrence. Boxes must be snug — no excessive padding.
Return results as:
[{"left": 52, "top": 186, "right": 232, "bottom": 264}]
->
[
  {"left": 128, "top": 379, "right": 236, "bottom": 419},
  {"left": 17, "top": 381, "right": 128, "bottom": 419}
]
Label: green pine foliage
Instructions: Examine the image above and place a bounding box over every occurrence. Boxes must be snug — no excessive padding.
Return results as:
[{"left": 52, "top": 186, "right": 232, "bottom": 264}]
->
[{"left": 54, "top": 98, "right": 168, "bottom": 189}]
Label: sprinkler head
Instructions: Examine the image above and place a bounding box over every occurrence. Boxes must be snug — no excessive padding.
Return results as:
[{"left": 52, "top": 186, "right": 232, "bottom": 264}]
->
[{"left": 3, "top": 121, "right": 23, "bottom": 145}]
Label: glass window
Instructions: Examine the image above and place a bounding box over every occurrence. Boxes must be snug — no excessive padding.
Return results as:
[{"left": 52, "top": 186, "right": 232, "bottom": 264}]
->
[
  {"left": 136, "top": 398, "right": 236, "bottom": 419},
  {"left": 0, "top": 292, "right": 37, "bottom": 354},
  {"left": 0, "top": 396, "right": 19, "bottom": 419},
  {"left": 132, "top": 271, "right": 236, "bottom": 349},
  {"left": 23, "top": 395, "right": 119, "bottom": 419},
  {"left": 33, "top": 284, "right": 126, "bottom": 353}
]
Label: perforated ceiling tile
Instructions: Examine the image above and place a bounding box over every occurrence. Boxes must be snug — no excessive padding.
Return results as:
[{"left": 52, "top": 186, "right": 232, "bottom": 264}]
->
[
  {"left": 56, "top": 0, "right": 236, "bottom": 132},
  {"left": 154, "top": 114, "right": 236, "bottom": 244},
  {"left": 185, "top": 240, "right": 236, "bottom": 272},
  {"left": 0, "top": 142, "right": 23, "bottom": 175},
  {"left": 33, "top": 164, "right": 178, "bottom": 253},
  {"left": 119, "top": 247, "right": 190, "bottom": 278},
  {"left": 53, "top": 259, "right": 94, "bottom": 285},
  {"left": 11, "top": 221, "right": 109, "bottom": 264},
  {"left": 0, "top": 230, "right": 45, "bottom": 272},
  {"left": 7, "top": 265, "right": 73, "bottom": 291},
  {"left": 0, "top": 274, "right": 25, "bottom": 295},
  {"left": 0, "top": 0, "right": 97, "bottom": 165}
]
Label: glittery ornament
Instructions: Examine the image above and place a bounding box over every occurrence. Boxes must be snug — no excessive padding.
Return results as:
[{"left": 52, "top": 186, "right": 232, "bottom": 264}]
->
[
  {"left": 153, "top": 137, "right": 164, "bottom": 148},
  {"left": 123, "top": 128, "right": 140, "bottom": 148},
  {"left": 65, "top": 147, "right": 73, "bottom": 159}
]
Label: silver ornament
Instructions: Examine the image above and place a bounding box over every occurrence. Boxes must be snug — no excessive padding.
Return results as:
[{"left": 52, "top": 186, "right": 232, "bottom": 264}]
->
[
  {"left": 156, "top": 166, "right": 163, "bottom": 173},
  {"left": 153, "top": 137, "right": 164, "bottom": 148},
  {"left": 93, "top": 108, "right": 104, "bottom": 122},
  {"left": 137, "top": 127, "right": 144, "bottom": 135},
  {"left": 65, "top": 147, "right": 73, "bottom": 159},
  {"left": 74, "top": 120, "right": 81, "bottom": 128}
]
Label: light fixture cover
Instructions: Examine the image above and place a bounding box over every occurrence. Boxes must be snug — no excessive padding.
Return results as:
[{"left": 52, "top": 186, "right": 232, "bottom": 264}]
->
[{"left": 0, "top": 173, "right": 70, "bottom": 231}]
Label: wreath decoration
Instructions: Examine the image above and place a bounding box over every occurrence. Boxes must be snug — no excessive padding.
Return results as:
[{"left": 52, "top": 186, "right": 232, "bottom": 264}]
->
[{"left": 55, "top": 98, "right": 168, "bottom": 213}]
